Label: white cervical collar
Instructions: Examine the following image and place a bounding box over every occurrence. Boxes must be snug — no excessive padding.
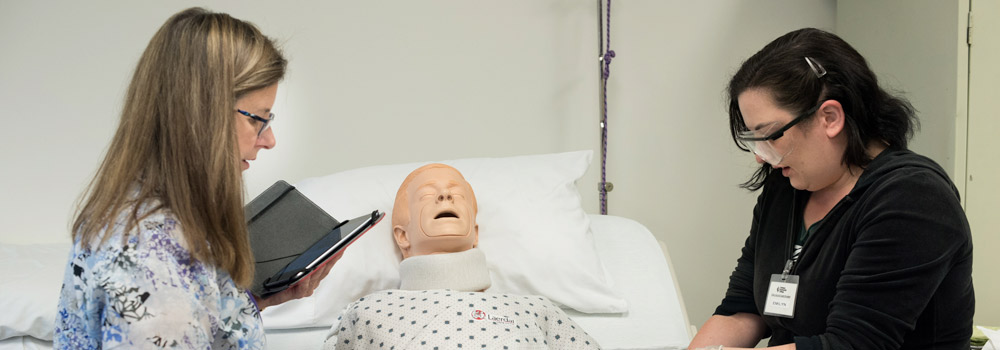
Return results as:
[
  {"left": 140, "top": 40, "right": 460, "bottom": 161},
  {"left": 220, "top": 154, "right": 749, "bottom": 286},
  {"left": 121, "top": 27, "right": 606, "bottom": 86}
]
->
[{"left": 398, "top": 248, "right": 492, "bottom": 292}]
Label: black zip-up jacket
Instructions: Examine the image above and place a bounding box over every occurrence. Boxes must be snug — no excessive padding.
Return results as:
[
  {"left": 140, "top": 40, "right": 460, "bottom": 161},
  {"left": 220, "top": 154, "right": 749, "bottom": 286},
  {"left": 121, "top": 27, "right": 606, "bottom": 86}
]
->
[{"left": 715, "top": 148, "right": 975, "bottom": 349}]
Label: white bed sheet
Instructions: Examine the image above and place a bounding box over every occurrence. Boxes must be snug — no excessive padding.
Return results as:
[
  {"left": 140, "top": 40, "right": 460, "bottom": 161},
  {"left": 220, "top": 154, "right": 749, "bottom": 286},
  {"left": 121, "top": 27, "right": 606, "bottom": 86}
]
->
[
  {"left": 264, "top": 326, "right": 329, "bottom": 349},
  {"left": 0, "top": 337, "right": 49, "bottom": 350},
  {"left": 0, "top": 215, "right": 690, "bottom": 350},
  {"left": 569, "top": 214, "right": 691, "bottom": 350}
]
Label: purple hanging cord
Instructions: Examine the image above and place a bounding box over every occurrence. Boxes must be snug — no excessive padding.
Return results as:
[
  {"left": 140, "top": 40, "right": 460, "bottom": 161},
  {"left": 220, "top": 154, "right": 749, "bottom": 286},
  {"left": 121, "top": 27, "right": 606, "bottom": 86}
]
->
[{"left": 598, "top": 0, "right": 614, "bottom": 215}]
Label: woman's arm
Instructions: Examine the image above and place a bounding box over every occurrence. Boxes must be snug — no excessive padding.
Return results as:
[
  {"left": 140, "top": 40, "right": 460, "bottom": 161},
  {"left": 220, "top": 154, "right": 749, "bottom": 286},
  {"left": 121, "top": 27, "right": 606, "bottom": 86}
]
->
[
  {"left": 692, "top": 191, "right": 794, "bottom": 349},
  {"left": 807, "top": 171, "right": 973, "bottom": 349},
  {"left": 689, "top": 313, "right": 770, "bottom": 348}
]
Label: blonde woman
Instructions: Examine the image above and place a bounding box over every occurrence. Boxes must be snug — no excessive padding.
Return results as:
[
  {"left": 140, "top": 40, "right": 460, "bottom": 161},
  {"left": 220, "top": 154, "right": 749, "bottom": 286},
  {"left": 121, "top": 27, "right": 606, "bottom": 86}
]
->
[{"left": 55, "top": 8, "right": 332, "bottom": 349}]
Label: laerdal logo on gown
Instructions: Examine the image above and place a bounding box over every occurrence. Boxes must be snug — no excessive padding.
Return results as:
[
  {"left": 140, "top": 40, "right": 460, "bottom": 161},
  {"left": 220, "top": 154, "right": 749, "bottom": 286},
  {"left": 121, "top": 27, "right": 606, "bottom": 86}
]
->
[{"left": 471, "top": 309, "right": 514, "bottom": 324}]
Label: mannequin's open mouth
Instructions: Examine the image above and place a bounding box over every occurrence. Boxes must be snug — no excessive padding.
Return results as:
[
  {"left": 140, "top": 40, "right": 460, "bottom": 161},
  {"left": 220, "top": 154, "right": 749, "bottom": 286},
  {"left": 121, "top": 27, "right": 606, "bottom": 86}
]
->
[{"left": 435, "top": 211, "right": 459, "bottom": 219}]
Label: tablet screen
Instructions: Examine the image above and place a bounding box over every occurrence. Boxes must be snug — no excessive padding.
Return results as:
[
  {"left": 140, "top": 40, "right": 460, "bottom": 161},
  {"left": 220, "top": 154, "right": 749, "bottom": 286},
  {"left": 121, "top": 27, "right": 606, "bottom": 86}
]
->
[{"left": 261, "top": 211, "right": 383, "bottom": 296}]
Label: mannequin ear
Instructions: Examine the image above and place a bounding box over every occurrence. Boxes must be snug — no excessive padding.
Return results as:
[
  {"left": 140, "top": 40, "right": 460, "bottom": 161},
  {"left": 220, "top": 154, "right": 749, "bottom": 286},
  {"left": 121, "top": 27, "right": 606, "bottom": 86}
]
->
[
  {"left": 472, "top": 224, "right": 480, "bottom": 248},
  {"left": 393, "top": 225, "right": 410, "bottom": 257},
  {"left": 819, "top": 99, "right": 846, "bottom": 138}
]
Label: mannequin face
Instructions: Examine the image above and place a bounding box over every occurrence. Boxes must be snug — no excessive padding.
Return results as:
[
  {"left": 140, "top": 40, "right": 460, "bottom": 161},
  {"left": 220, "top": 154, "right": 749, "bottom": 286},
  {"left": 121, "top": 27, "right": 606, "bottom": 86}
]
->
[{"left": 393, "top": 166, "right": 478, "bottom": 259}]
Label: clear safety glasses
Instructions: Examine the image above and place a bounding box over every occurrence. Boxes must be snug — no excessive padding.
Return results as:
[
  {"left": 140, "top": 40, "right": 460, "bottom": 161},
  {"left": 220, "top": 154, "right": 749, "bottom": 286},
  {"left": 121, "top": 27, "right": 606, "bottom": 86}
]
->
[
  {"left": 735, "top": 57, "right": 828, "bottom": 166},
  {"left": 736, "top": 103, "right": 821, "bottom": 166}
]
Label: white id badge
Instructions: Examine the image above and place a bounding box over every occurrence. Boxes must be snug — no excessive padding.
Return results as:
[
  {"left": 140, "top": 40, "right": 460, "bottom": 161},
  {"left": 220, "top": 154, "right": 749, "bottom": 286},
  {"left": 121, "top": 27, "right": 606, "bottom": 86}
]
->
[{"left": 763, "top": 274, "right": 799, "bottom": 318}]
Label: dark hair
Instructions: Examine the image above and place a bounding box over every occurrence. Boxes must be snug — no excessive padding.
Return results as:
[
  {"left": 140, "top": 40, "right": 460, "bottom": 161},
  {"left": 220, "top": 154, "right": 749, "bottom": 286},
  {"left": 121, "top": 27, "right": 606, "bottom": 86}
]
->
[{"left": 727, "top": 28, "right": 917, "bottom": 190}]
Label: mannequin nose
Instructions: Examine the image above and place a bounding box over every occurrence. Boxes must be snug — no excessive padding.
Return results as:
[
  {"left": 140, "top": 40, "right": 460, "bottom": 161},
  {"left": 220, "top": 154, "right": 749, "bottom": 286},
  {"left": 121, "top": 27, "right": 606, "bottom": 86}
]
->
[{"left": 437, "top": 190, "right": 454, "bottom": 202}]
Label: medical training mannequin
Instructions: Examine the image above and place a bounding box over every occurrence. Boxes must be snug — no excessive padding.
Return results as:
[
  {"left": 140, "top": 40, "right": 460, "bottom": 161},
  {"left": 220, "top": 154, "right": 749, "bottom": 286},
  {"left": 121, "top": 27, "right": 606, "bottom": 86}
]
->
[
  {"left": 391, "top": 163, "right": 492, "bottom": 291},
  {"left": 325, "top": 164, "right": 599, "bottom": 350}
]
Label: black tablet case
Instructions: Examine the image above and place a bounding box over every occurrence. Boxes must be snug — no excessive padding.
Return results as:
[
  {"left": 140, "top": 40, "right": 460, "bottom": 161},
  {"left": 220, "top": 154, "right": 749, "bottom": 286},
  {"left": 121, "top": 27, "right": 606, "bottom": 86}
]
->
[{"left": 244, "top": 180, "right": 340, "bottom": 297}]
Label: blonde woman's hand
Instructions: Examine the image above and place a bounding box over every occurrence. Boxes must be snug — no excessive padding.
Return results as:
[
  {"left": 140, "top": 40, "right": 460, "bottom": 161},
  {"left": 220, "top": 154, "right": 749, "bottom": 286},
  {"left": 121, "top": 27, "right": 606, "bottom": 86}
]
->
[{"left": 255, "top": 254, "right": 340, "bottom": 310}]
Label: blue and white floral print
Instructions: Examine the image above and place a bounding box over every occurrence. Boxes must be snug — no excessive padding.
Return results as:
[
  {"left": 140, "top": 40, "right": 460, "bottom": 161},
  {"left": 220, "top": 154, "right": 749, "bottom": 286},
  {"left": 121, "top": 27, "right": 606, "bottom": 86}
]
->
[{"left": 55, "top": 202, "right": 265, "bottom": 349}]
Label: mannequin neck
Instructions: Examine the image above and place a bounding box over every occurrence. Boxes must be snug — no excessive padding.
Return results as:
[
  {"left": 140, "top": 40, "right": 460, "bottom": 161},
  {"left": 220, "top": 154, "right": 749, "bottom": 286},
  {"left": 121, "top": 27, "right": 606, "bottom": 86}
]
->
[{"left": 398, "top": 248, "right": 492, "bottom": 292}]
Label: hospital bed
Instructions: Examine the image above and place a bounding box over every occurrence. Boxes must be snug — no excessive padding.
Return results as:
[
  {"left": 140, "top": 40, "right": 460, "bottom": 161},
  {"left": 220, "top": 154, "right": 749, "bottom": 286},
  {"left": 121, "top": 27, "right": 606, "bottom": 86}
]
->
[{"left": 0, "top": 151, "right": 692, "bottom": 349}]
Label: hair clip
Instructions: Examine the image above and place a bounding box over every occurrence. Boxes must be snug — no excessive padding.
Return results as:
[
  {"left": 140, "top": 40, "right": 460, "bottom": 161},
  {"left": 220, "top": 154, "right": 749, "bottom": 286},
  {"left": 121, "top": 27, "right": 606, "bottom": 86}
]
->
[{"left": 805, "top": 57, "right": 827, "bottom": 78}]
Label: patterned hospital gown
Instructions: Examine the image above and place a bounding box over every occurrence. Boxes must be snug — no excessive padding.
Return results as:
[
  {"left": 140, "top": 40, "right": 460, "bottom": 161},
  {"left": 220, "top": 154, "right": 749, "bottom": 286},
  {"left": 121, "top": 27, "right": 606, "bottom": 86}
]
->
[
  {"left": 55, "top": 203, "right": 265, "bottom": 349},
  {"left": 328, "top": 290, "right": 601, "bottom": 349}
]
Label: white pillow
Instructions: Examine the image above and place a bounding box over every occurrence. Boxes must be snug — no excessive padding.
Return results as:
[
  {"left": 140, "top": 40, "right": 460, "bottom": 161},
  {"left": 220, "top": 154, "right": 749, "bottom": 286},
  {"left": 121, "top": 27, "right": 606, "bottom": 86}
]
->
[
  {"left": 259, "top": 150, "right": 627, "bottom": 329},
  {"left": 0, "top": 243, "right": 70, "bottom": 340}
]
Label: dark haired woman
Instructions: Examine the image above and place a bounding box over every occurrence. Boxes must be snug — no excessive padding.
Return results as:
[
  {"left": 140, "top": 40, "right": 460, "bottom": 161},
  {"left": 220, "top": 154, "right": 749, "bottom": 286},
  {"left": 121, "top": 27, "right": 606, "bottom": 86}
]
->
[{"left": 689, "top": 28, "right": 974, "bottom": 350}]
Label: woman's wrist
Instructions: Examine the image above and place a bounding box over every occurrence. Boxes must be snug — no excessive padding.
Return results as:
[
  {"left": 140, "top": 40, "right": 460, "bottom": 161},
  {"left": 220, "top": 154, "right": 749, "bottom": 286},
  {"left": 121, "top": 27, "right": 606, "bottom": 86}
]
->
[{"left": 249, "top": 292, "right": 270, "bottom": 311}]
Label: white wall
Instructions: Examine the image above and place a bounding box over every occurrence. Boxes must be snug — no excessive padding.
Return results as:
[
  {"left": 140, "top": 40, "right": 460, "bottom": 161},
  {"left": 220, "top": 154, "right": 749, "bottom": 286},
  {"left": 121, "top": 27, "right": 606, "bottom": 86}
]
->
[
  {"left": 0, "top": 1, "right": 840, "bottom": 331},
  {"left": 1, "top": 0, "right": 602, "bottom": 242},
  {"left": 604, "top": 1, "right": 836, "bottom": 330},
  {"left": 962, "top": 0, "right": 1000, "bottom": 328},
  {"left": 836, "top": 0, "right": 965, "bottom": 179}
]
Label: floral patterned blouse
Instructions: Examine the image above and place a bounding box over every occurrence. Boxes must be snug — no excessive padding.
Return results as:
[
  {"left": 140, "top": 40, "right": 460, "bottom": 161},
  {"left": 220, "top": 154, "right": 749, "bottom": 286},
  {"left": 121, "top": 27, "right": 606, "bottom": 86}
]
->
[{"left": 55, "top": 202, "right": 265, "bottom": 349}]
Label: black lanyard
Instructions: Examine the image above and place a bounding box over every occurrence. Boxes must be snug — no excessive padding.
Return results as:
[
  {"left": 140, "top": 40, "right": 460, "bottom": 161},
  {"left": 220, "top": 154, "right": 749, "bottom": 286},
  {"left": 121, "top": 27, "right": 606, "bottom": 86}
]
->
[{"left": 783, "top": 191, "right": 803, "bottom": 275}]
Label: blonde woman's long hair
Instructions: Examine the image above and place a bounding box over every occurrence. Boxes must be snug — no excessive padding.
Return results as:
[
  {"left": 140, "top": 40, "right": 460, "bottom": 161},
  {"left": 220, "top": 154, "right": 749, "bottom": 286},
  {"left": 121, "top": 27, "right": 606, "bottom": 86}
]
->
[{"left": 72, "top": 7, "right": 286, "bottom": 288}]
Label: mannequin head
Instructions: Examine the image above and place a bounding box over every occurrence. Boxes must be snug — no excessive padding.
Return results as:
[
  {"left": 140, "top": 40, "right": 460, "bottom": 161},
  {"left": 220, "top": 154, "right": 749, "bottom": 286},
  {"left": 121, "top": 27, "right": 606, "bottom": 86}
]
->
[{"left": 392, "top": 164, "right": 479, "bottom": 259}]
